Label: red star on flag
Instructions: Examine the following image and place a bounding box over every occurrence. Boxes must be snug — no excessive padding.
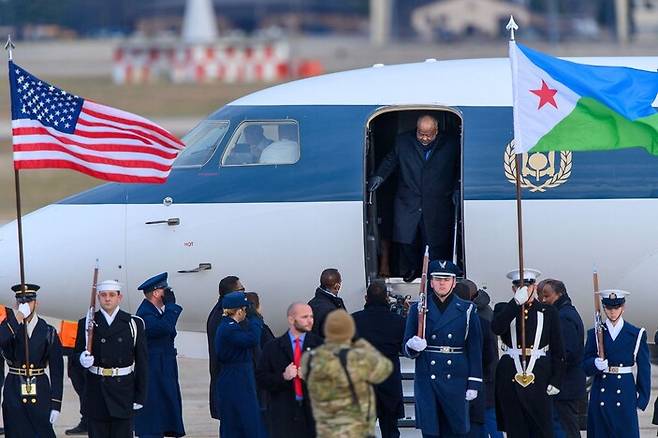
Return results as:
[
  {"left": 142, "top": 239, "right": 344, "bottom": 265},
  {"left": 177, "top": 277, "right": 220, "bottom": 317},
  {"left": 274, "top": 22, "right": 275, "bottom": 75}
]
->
[{"left": 530, "top": 80, "right": 558, "bottom": 109}]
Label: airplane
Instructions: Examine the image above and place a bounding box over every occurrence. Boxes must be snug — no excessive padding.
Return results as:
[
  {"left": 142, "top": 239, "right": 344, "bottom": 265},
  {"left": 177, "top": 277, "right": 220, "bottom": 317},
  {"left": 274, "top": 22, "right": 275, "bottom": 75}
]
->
[{"left": 2, "top": 55, "right": 658, "bottom": 343}]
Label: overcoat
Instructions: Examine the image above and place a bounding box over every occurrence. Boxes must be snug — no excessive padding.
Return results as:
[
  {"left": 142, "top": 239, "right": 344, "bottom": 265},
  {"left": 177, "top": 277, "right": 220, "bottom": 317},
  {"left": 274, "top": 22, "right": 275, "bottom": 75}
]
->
[
  {"left": 214, "top": 315, "right": 265, "bottom": 438},
  {"left": 255, "top": 331, "right": 322, "bottom": 438},
  {"left": 584, "top": 321, "right": 650, "bottom": 438},
  {"left": 374, "top": 130, "right": 459, "bottom": 258},
  {"left": 403, "top": 294, "right": 483, "bottom": 436},
  {"left": 134, "top": 299, "right": 185, "bottom": 437},
  {"left": 0, "top": 310, "right": 63, "bottom": 438}
]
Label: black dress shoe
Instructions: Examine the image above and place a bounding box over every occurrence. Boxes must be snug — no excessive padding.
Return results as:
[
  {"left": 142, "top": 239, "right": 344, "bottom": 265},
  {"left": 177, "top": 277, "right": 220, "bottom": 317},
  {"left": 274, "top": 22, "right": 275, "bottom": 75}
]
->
[
  {"left": 0, "top": 426, "right": 4, "bottom": 435},
  {"left": 403, "top": 270, "right": 419, "bottom": 283},
  {"left": 65, "top": 423, "right": 87, "bottom": 435}
]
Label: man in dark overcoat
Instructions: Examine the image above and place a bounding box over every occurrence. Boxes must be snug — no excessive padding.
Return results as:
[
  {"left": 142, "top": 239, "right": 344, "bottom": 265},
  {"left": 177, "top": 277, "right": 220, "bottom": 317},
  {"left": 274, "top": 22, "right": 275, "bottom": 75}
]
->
[
  {"left": 0, "top": 283, "right": 63, "bottom": 438},
  {"left": 75, "top": 279, "right": 148, "bottom": 438},
  {"left": 491, "top": 269, "right": 565, "bottom": 438},
  {"left": 538, "top": 279, "right": 585, "bottom": 438},
  {"left": 308, "top": 268, "right": 346, "bottom": 339},
  {"left": 352, "top": 282, "right": 405, "bottom": 438},
  {"left": 206, "top": 275, "right": 244, "bottom": 420},
  {"left": 256, "top": 302, "right": 322, "bottom": 438},
  {"left": 134, "top": 272, "right": 185, "bottom": 437},
  {"left": 368, "top": 114, "right": 459, "bottom": 281}
]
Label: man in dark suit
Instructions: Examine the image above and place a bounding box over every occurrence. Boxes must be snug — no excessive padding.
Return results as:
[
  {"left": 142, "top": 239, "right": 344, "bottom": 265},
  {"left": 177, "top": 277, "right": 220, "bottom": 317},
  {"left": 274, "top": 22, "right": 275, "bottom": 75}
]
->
[
  {"left": 538, "top": 279, "right": 585, "bottom": 438},
  {"left": 308, "top": 268, "right": 346, "bottom": 339},
  {"left": 134, "top": 272, "right": 185, "bottom": 438},
  {"left": 368, "top": 114, "right": 459, "bottom": 281},
  {"left": 256, "top": 302, "right": 322, "bottom": 438},
  {"left": 75, "top": 280, "right": 148, "bottom": 438},
  {"left": 206, "top": 275, "right": 244, "bottom": 420},
  {"left": 352, "top": 282, "right": 405, "bottom": 438}
]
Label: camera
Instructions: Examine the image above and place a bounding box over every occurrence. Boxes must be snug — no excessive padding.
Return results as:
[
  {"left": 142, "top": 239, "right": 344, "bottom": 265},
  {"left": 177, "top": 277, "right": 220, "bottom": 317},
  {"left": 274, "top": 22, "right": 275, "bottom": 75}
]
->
[{"left": 389, "top": 293, "right": 411, "bottom": 317}]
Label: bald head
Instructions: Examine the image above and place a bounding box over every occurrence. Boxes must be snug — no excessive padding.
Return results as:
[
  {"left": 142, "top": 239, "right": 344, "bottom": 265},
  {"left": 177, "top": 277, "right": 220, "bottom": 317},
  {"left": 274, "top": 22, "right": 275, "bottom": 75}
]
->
[
  {"left": 287, "top": 302, "right": 314, "bottom": 335},
  {"left": 416, "top": 115, "right": 439, "bottom": 146}
]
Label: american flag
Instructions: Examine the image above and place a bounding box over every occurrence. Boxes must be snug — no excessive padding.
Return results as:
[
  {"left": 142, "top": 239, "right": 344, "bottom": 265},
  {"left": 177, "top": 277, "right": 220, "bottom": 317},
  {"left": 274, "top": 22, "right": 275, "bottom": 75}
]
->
[{"left": 9, "top": 62, "right": 185, "bottom": 183}]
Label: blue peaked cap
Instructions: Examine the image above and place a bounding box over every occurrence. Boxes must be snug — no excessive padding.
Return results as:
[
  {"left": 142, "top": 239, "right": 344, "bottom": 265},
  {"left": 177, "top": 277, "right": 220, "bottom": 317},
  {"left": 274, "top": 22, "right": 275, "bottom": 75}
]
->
[
  {"left": 428, "top": 260, "right": 461, "bottom": 278},
  {"left": 222, "top": 291, "right": 251, "bottom": 309},
  {"left": 138, "top": 272, "right": 168, "bottom": 293}
]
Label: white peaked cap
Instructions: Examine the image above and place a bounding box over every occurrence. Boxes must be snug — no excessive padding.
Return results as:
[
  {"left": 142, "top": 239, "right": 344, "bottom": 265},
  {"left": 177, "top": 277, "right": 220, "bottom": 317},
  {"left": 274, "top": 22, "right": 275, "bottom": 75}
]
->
[
  {"left": 506, "top": 268, "right": 542, "bottom": 282},
  {"left": 97, "top": 280, "right": 122, "bottom": 293},
  {"left": 599, "top": 289, "right": 631, "bottom": 300}
]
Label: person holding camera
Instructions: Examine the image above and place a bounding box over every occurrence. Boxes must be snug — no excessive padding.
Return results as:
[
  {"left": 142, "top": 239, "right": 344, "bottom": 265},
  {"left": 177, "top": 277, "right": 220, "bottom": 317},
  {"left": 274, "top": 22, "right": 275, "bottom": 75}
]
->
[
  {"left": 134, "top": 272, "right": 185, "bottom": 438},
  {"left": 352, "top": 282, "right": 406, "bottom": 438}
]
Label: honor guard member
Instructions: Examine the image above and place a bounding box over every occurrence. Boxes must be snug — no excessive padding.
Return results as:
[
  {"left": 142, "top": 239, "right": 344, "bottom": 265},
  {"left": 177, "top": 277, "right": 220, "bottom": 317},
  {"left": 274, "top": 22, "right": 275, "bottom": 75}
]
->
[
  {"left": 584, "top": 290, "right": 650, "bottom": 438},
  {"left": 75, "top": 280, "right": 148, "bottom": 438},
  {"left": 134, "top": 273, "right": 185, "bottom": 438},
  {"left": 403, "top": 260, "right": 483, "bottom": 438},
  {"left": 0, "top": 284, "right": 64, "bottom": 438},
  {"left": 491, "top": 269, "right": 564, "bottom": 438},
  {"left": 214, "top": 291, "right": 265, "bottom": 437}
]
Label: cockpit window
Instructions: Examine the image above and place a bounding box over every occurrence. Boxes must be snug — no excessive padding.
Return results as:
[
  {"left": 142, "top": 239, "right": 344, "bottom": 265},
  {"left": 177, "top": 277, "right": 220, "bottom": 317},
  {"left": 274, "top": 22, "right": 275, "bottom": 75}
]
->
[
  {"left": 174, "top": 120, "right": 229, "bottom": 167},
  {"left": 221, "top": 121, "right": 300, "bottom": 166}
]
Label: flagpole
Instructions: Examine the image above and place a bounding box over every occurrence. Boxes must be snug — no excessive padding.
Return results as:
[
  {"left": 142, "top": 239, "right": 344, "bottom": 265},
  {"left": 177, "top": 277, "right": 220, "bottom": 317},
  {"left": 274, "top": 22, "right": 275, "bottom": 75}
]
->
[
  {"left": 506, "top": 16, "right": 528, "bottom": 376},
  {"left": 5, "top": 35, "right": 33, "bottom": 393}
]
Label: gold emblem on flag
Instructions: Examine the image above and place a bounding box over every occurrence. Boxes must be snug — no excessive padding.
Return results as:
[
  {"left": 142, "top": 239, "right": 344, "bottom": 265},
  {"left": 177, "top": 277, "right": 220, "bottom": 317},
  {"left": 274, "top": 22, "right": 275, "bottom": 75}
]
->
[{"left": 504, "top": 141, "right": 572, "bottom": 192}]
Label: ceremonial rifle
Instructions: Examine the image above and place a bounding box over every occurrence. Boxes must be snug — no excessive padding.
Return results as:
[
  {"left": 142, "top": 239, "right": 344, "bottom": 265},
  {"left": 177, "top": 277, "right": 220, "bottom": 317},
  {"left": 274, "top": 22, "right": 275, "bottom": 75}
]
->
[
  {"left": 86, "top": 260, "right": 99, "bottom": 353},
  {"left": 416, "top": 246, "right": 430, "bottom": 338},
  {"left": 593, "top": 269, "right": 605, "bottom": 359}
]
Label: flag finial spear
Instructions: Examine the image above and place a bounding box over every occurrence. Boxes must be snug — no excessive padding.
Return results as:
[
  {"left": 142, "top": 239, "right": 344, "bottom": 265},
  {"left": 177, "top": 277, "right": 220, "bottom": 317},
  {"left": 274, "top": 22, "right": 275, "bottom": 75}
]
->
[
  {"left": 4, "top": 35, "right": 15, "bottom": 61},
  {"left": 506, "top": 15, "right": 519, "bottom": 41}
]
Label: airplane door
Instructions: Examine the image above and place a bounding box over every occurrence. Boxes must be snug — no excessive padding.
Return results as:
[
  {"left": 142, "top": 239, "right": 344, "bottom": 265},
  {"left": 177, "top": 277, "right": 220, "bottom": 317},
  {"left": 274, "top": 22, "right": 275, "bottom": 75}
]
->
[{"left": 125, "top": 199, "right": 215, "bottom": 326}]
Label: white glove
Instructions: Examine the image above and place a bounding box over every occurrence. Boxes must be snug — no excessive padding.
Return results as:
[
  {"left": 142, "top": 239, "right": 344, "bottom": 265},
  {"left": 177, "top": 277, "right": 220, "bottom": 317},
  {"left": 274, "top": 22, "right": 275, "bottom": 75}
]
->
[
  {"left": 594, "top": 357, "right": 608, "bottom": 371},
  {"left": 133, "top": 403, "right": 143, "bottom": 410},
  {"left": 406, "top": 336, "right": 427, "bottom": 352},
  {"left": 514, "top": 286, "right": 529, "bottom": 305},
  {"left": 49, "top": 410, "right": 60, "bottom": 424},
  {"left": 546, "top": 385, "right": 560, "bottom": 396},
  {"left": 17, "top": 302, "right": 31, "bottom": 320},
  {"left": 79, "top": 351, "right": 94, "bottom": 368},
  {"left": 465, "top": 389, "right": 478, "bottom": 401}
]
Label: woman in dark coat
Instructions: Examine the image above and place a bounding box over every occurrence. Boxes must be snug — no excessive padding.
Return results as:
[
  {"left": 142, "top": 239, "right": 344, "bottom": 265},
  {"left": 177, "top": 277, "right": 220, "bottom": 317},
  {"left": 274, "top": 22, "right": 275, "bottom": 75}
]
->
[{"left": 214, "top": 292, "right": 265, "bottom": 438}]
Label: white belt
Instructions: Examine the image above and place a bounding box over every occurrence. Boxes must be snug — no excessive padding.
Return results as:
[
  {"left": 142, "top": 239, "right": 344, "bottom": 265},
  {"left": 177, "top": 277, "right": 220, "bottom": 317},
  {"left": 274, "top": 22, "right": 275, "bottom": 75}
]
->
[
  {"left": 605, "top": 366, "right": 633, "bottom": 374},
  {"left": 502, "top": 345, "right": 549, "bottom": 358},
  {"left": 89, "top": 365, "right": 134, "bottom": 377}
]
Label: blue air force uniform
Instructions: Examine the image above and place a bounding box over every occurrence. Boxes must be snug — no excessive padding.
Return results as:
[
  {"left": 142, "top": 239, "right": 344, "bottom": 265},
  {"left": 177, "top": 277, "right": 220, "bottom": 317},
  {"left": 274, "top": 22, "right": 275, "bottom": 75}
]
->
[
  {"left": 583, "top": 289, "right": 650, "bottom": 438},
  {"left": 403, "top": 260, "right": 483, "bottom": 437},
  {"left": 0, "top": 284, "right": 64, "bottom": 438},
  {"left": 213, "top": 292, "right": 265, "bottom": 438},
  {"left": 134, "top": 273, "right": 186, "bottom": 438}
]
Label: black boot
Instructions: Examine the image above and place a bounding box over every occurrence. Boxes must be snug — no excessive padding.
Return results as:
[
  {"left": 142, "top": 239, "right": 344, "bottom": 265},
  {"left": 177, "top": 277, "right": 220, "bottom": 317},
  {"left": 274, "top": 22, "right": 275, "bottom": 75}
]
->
[
  {"left": 403, "top": 270, "right": 419, "bottom": 283},
  {"left": 65, "top": 421, "right": 87, "bottom": 435}
]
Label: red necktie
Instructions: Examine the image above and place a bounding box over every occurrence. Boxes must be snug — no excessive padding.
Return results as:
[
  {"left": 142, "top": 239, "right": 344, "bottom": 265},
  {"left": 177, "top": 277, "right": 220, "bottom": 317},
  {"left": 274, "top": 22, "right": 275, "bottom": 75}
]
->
[{"left": 294, "top": 337, "right": 303, "bottom": 399}]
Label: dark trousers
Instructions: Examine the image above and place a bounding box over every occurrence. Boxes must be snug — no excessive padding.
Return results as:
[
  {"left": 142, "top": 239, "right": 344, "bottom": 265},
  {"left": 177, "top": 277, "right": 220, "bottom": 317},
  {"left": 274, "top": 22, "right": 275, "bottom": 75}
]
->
[
  {"left": 398, "top": 216, "right": 452, "bottom": 274},
  {"left": 88, "top": 417, "right": 133, "bottom": 438},
  {"left": 553, "top": 399, "right": 580, "bottom": 438},
  {"left": 376, "top": 404, "right": 400, "bottom": 438},
  {"left": 421, "top": 402, "right": 468, "bottom": 438},
  {"left": 67, "top": 352, "right": 87, "bottom": 425}
]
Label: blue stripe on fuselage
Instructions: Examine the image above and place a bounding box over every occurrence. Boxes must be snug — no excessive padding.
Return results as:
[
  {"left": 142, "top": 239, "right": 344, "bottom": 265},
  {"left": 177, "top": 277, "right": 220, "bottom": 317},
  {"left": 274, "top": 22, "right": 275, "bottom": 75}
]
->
[{"left": 58, "top": 105, "right": 658, "bottom": 205}]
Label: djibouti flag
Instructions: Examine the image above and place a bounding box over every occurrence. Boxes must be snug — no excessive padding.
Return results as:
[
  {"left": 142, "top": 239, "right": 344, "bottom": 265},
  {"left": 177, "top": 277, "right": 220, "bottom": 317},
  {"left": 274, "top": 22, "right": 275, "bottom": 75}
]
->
[{"left": 510, "top": 41, "right": 658, "bottom": 155}]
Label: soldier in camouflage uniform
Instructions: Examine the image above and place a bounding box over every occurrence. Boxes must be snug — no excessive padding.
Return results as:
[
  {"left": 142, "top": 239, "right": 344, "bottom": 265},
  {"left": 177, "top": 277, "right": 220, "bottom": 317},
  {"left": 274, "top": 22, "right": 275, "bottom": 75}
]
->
[{"left": 301, "top": 309, "right": 392, "bottom": 438}]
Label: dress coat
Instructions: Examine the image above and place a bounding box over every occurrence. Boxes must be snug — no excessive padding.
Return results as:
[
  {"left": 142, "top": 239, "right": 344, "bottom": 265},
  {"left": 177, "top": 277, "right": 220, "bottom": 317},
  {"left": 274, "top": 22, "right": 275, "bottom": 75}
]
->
[
  {"left": 491, "top": 299, "right": 564, "bottom": 438},
  {"left": 373, "top": 130, "right": 459, "bottom": 257},
  {"left": 255, "top": 331, "right": 323, "bottom": 438},
  {"left": 134, "top": 299, "right": 185, "bottom": 437},
  {"left": 352, "top": 302, "right": 405, "bottom": 420},
  {"left": 0, "top": 310, "right": 63, "bottom": 438},
  {"left": 307, "top": 288, "right": 346, "bottom": 339},
  {"left": 584, "top": 320, "right": 650, "bottom": 438},
  {"left": 553, "top": 295, "right": 586, "bottom": 401},
  {"left": 403, "top": 293, "right": 483, "bottom": 436},
  {"left": 214, "top": 315, "right": 265, "bottom": 438},
  {"left": 74, "top": 309, "right": 148, "bottom": 420},
  {"left": 206, "top": 298, "right": 223, "bottom": 419}
]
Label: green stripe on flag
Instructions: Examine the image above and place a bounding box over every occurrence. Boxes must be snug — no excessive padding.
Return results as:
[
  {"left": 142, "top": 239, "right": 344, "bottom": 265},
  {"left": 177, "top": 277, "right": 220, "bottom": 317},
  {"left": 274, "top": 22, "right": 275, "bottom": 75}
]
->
[{"left": 531, "top": 97, "right": 658, "bottom": 155}]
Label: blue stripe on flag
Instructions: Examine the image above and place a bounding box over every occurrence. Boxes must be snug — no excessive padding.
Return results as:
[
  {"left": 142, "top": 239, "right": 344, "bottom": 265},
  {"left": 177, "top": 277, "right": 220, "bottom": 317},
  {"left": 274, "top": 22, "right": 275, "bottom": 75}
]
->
[{"left": 518, "top": 43, "right": 658, "bottom": 120}]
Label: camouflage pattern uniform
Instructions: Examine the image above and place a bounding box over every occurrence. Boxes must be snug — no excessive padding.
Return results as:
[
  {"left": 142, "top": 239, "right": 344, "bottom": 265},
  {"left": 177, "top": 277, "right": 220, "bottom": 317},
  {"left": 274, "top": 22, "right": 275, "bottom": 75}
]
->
[{"left": 301, "top": 338, "right": 392, "bottom": 438}]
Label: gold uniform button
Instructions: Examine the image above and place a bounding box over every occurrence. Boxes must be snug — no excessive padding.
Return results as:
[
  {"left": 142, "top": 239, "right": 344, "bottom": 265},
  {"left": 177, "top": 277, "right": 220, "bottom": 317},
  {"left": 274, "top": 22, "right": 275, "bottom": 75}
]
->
[
  {"left": 31, "top": 399, "right": 36, "bottom": 404},
  {"left": 30, "top": 364, "right": 34, "bottom": 369},
  {"left": 22, "top": 398, "right": 27, "bottom": 403}
]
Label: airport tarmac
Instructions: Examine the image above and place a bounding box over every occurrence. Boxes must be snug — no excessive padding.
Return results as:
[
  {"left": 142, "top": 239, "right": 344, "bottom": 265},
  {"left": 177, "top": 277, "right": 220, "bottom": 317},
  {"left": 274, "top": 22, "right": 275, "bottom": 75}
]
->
[{"left": 39, "top": 354, "right": 658, "bottom": 437}]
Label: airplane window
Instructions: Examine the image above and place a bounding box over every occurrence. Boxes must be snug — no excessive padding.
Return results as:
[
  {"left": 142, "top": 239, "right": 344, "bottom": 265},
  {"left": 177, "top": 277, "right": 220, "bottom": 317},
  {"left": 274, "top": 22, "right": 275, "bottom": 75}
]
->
[
  {"left": 222, "top": 121, "right": 300, "bottom": 166},
  {"left": 174, "top": 120, "right": 230, "bottom": 167}
]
